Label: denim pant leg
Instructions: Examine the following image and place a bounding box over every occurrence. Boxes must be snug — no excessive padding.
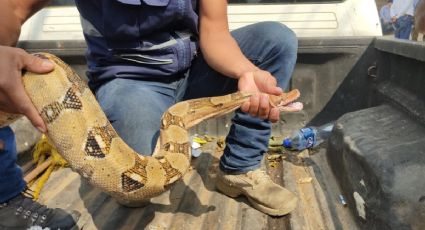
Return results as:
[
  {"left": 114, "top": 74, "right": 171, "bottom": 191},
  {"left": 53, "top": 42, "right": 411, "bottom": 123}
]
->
[
  {"left": 395, "top": 15, "right": 414, "bottom": 39},
  {"left": 0, "top": 127, "right": 26, "bottom": 203},
  {"left": 184, "top": 22, "right": 298, "bottom": 173},
  {"left": 96, "top": 77, "right": 186, "bottom": 155}
]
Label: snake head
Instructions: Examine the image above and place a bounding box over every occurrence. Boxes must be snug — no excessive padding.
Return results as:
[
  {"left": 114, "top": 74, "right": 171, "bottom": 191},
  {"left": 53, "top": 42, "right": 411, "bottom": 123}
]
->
[{"left": 269, "top": 89, "right": 303, "bottom": 112}]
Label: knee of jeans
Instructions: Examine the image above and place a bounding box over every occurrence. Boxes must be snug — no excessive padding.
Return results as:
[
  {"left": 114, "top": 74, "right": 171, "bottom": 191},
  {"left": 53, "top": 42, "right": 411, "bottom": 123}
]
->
[
  {"left": 254, "top": 21, "right": 298, "bottom": 54},
  {"left": 95, "top": 80, "right": 120, "bottom": 112}
]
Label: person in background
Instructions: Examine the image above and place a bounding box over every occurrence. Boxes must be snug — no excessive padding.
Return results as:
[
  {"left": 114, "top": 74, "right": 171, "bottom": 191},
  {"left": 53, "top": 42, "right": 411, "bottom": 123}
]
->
[
  {"left": 415, "top": 0, "right": 425, "bottom": 32},
  {"left": 380, "top": 0, "right": 394, "bottom": 34},
  {"left": 411, "top": 0, "right": 423, "bottom": 41},
  {"left": 391, "top": 0, "right": 415, "bottom": 39}
]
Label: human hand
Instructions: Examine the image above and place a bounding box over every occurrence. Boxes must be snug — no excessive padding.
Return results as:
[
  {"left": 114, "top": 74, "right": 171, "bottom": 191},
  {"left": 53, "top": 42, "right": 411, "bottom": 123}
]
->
[
  {"left": 0, "top": 46, "right": 54, "bottom": 132},
  {"left": 391, "top": 16, "right": 397, "bottom": 23},
  {"left": 237, "top": 70, "right": 283, "bottom": 122}
]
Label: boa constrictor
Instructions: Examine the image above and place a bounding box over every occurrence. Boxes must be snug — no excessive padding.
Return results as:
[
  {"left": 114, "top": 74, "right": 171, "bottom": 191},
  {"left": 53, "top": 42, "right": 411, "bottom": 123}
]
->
[{"left": 0, "top": 53, "right": 302, "bottom": 206}]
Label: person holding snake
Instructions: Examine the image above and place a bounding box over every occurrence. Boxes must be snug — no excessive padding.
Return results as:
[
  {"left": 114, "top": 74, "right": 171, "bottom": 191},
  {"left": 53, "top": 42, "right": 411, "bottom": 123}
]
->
[{"left": 0, "top": 0, "right": 306, "bottom": 228}]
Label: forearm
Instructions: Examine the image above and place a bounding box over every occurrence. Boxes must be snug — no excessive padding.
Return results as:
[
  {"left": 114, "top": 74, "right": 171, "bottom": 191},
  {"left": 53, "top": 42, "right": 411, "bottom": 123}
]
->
[
  {"left": 0, "top": 0, "right": 51, "bottom": 46},
  {"left": 200, "top": 29, "right": 258, "bottom": 79},
  {"left": 390, "top": 7, "right": 397, "bottom": 18},
  {"left": 199, "top": 0, "right": 258, "bottom": 79}
]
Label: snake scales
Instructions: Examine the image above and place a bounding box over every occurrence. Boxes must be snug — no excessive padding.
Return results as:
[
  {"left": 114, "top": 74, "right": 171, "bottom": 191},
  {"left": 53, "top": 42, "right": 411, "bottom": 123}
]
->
[{"left": 0, "top": 53, "right": 301, "bottom": 206}]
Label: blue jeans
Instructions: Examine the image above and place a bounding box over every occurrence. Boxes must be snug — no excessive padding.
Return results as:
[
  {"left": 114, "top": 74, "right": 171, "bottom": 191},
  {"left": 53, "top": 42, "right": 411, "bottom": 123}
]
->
[
  {"left": 394, "top": 15, "right": 414, "bottom": 39},
  {"left": 0, "top": 127, "right": 26, "bottom": 203},
  {"left": 96, "top": 22, "right": 298, "bottom": 173}
]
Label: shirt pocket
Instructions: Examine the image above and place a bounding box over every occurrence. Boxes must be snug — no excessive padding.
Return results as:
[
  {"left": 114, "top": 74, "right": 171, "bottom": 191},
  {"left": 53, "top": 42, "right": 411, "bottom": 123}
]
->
[
  {"left": 142, "top": 0, "right": 170, "bottom": 6},
  {"left": 115, "top": 0, "right": 170, "bottom": 6},
  {"left": 102, "top": 1, "right": 141, "bottom": 49}
]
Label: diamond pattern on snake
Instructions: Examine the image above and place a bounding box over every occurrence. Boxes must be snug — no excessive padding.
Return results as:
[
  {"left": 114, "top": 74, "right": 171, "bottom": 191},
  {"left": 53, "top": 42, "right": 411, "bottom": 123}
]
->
[
  {"left": 121, "top": 157, "right": 148, "bottom": 192},
  {"left": 161, "top": 112, "right": 185, "bottom": 129},
  {"left": 162, "top": 142, "right": 190, "bottom": 155},
  {"left": 85, "top": 125, "right": 117, "bottom": 158},
  {"left": 40, "top": 88, "right": 82, "bottom": 123}
]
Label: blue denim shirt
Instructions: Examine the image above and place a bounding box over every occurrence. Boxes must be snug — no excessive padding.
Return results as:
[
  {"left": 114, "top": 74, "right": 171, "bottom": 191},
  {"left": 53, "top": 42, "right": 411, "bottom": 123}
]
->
[
  {"left": 380, "top": 5, "right": 392, "bottom": 23},
  {"left": 75, "top": 0, "right": 199, "bottom": 90}
]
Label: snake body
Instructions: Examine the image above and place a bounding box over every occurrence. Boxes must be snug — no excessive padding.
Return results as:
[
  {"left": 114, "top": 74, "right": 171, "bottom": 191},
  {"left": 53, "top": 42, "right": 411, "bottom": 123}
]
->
[{"left": 0, "top": 53, "right": 301, "bottom": 205}]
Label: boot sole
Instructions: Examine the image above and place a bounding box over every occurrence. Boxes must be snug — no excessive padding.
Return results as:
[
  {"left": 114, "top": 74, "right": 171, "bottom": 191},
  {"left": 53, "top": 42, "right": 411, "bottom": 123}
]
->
[
  {"left": 246, "top": 196, "right": 298, "bottom": 216},
  {"left": 216, "top": 178, "right": 298, "bottom": 216}
]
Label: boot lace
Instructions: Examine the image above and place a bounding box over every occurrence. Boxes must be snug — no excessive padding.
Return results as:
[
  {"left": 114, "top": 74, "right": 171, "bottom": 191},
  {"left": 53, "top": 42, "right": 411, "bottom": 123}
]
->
[{"left": 10, "top": 188, "right": 52, "bottom": 226}]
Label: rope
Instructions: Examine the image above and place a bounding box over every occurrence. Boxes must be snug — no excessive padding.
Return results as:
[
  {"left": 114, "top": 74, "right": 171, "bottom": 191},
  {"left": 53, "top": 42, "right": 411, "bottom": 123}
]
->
[{"left": 27, "top": 134, "right": 68, "bottom": 200}]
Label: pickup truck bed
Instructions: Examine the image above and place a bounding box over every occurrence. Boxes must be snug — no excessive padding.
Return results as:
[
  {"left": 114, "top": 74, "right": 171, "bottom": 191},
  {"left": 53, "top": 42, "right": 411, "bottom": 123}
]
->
[{"left": 15, "top": 36, "right": 425, "bottom": 229}]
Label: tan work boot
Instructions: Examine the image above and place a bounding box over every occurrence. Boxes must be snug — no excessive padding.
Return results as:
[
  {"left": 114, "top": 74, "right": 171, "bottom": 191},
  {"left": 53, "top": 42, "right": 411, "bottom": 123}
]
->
[{"left": 216, "top": 168, "right": 298, "bottom": 216}]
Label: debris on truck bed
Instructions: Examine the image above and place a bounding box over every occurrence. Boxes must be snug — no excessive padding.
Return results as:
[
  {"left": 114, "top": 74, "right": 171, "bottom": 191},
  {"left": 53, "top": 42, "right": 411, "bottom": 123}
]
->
[{"left": 18, "top": 135, "right": 357, "bottom": 230}]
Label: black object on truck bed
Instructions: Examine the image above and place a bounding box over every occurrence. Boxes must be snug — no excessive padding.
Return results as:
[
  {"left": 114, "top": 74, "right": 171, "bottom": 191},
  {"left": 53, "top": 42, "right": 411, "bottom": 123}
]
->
[{"left": 327, "top": 37, "right": 425, "bottom": 230}]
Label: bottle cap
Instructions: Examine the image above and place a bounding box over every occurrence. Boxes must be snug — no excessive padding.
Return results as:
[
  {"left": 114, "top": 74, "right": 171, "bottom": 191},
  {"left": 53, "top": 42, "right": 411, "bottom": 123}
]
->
[
  {"left": 283, "top": 138, "right": 292, "bottom": 148},
  {"left": 191, "top": 148, "right": 202, "bottom": 157}
]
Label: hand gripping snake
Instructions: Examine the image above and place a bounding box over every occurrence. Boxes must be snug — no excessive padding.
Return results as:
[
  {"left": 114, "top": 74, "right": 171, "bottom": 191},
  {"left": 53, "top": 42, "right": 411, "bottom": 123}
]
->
[{"left": 0, "top": 53, "right": 302, "bottom": 206}]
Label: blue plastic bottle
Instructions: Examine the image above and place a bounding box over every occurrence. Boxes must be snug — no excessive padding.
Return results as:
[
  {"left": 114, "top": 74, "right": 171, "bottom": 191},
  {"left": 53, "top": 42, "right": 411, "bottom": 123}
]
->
[{"left": 283, "top": 122, "right": 334, "bottom": 150}]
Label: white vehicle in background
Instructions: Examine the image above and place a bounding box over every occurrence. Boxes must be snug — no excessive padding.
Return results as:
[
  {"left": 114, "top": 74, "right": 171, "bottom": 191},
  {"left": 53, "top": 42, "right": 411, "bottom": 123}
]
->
[{"left": 19, "top": 0, "right": 382, "bottom": 41}]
